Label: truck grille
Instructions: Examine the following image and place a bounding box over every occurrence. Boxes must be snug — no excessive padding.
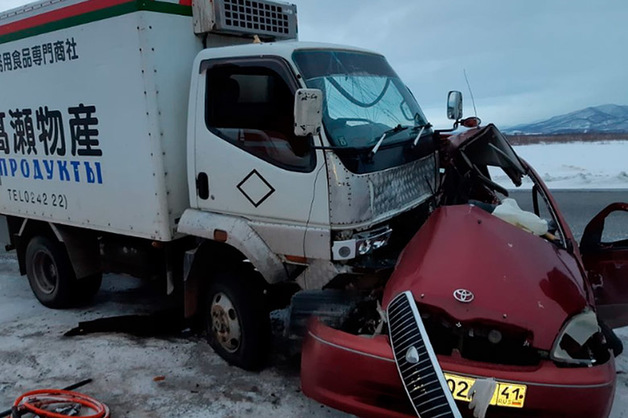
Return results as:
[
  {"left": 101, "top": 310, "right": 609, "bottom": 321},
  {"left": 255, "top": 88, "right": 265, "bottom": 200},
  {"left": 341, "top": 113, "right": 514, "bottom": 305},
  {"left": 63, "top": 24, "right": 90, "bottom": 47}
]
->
[
  {"left": 371, "top": 153, "right": 436, "bottom": 220},
  {"left": 388, "top": 291, "right": 461, "bottom": 418},
  {"left": 327, "top": 152, "right": 437, "bottom": 227}
]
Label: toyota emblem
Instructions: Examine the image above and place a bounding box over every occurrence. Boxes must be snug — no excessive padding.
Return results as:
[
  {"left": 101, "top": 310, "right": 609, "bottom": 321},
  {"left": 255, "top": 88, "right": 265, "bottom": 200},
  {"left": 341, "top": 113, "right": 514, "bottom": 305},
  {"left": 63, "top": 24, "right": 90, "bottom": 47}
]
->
[{"left": 453, "top": 288, "right": 474, "bottom": 303}]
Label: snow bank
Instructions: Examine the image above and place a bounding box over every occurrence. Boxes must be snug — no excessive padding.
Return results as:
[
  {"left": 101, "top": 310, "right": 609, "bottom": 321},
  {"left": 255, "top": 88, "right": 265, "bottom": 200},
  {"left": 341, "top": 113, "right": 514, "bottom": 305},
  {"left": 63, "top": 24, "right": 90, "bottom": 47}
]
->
[{"left": 492, "top": 140, "right": 628, "bottom": 190}]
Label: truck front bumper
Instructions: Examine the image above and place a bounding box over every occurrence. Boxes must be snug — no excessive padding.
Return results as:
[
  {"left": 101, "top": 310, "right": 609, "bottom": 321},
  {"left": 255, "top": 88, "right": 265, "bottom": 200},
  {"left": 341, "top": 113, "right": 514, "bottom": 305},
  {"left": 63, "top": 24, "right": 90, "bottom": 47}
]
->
[{"left": 301, "top": 318, "right": 617, "bottom": 418}]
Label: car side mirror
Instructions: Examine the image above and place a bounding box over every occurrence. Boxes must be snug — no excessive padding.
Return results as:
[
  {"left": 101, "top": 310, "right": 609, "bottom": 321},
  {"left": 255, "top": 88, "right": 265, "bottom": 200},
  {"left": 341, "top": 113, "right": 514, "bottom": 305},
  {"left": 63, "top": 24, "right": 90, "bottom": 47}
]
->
[
  {"left": 294, "top": 88, "right": 323, "bottom": 136},
  {"left": 447, "top": 90, "right": 463, "bottom": 121}
]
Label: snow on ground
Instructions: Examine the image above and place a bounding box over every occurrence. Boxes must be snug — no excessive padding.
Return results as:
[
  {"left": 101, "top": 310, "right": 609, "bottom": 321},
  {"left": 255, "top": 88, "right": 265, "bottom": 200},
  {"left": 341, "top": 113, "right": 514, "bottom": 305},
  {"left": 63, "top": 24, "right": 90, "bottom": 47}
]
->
[
  {"left": 0, "top": 254, "right": 345, "bottom": 417},
  {"left": 492, "top": 140, "right": 628, "bottom": 190}
]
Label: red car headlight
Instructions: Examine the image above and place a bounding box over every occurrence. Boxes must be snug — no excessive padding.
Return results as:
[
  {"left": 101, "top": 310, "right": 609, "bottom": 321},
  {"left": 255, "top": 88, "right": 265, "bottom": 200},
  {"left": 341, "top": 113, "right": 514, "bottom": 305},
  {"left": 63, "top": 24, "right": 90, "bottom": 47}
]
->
[{"left": 550, "top": 309, "right": 604, "bottom": 366}]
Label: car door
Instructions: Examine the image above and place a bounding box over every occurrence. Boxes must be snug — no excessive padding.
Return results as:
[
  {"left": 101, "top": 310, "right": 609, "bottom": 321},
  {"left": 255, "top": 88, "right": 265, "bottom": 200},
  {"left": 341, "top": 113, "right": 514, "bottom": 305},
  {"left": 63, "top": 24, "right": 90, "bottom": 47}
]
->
[
  {"left": 580, "top": 202, "right": 628, "bottom": 328},
  {"left": 190, "top": 55, "right": 330, "bottom": 259}
]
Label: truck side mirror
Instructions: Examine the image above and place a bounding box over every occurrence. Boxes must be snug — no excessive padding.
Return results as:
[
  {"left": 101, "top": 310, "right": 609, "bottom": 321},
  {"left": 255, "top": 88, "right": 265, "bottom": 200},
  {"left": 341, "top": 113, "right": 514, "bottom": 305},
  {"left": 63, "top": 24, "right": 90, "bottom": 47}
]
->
[
  {"left": 294, "top": 88, "right": 323, "bottom": 136},
  {"left": 447, "top": 90, "right": 463, "bottom": 121}
]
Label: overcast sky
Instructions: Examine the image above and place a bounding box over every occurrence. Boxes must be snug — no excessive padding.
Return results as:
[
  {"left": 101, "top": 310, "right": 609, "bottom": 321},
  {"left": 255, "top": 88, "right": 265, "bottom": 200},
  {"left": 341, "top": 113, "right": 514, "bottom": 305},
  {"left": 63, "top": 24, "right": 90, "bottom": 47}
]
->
[{"left": 1, "top": 0, "right": 627, "bottom": 127}]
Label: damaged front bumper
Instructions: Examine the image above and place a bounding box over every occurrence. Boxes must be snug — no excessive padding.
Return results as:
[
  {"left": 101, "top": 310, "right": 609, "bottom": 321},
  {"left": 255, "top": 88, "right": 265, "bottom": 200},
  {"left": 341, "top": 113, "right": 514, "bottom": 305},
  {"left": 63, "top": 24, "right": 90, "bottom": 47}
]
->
[{"left": 301, "top": 318, "right": 616, "bottom": 418}]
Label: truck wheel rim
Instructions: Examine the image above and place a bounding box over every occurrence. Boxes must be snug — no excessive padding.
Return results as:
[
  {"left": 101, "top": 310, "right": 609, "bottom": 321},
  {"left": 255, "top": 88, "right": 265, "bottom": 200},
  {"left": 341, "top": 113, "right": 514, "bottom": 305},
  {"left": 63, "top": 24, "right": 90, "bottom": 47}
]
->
[
  {"left": 32, "top": 251, "right": 57, "bottom": 294},
  {"left": 210, "top": 292, "right": 242, "bottom": 353}
]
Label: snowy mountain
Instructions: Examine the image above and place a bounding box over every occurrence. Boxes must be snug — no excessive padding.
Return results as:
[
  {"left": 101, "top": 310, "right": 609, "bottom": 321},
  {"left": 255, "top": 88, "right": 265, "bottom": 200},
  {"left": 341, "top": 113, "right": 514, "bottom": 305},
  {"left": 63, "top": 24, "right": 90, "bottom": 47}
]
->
[{"left": 506, "top": 104, "right": 628, "bottom": 134}]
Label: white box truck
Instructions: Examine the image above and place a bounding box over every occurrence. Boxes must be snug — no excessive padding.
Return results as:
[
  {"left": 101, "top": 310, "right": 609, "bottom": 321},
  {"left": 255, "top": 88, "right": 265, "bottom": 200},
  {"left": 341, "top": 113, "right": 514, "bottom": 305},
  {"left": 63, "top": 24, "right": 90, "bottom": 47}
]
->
[{"left": 0, "top": 0, "right": 440, "bottom": 369}]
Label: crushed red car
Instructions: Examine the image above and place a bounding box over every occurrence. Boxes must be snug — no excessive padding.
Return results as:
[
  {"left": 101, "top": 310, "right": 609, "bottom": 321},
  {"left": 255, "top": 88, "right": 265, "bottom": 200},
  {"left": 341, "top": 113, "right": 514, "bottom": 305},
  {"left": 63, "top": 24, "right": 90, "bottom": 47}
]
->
[{"left": 299, "top": 124, "right": 627, "bottom": 418}]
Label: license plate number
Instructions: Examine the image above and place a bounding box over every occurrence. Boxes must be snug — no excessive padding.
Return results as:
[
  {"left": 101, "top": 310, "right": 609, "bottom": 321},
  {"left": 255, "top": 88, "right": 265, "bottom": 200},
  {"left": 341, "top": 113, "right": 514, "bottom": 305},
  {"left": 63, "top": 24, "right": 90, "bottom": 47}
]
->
[{"left": 444, "top": 373, "right": 527, "bottom": 408}]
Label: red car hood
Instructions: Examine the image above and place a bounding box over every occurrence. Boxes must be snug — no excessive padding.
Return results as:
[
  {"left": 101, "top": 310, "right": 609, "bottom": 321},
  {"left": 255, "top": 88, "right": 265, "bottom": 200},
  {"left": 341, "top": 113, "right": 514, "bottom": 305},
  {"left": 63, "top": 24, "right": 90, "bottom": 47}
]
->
[{"left": 382, "top": 205, "right": 589, "bottom": 350}]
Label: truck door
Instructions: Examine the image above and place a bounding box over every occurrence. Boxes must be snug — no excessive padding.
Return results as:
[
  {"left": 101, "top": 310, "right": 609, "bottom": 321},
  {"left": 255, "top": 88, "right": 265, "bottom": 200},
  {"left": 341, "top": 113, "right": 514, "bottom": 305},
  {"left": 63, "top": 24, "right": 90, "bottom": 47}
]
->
[
  {"left": 191, "top": 56, "right": 328, "bottom": 254},
  {"left": 580, "top": 202, "right": 628, "bottom": 328}
]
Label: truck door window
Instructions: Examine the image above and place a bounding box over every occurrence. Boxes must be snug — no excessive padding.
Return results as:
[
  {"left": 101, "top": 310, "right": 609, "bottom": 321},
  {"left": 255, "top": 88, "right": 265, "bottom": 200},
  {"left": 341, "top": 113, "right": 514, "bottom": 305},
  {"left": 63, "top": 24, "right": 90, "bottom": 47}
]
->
[{"left": 204, "top": 58, "right": 314, "bottom": 172}]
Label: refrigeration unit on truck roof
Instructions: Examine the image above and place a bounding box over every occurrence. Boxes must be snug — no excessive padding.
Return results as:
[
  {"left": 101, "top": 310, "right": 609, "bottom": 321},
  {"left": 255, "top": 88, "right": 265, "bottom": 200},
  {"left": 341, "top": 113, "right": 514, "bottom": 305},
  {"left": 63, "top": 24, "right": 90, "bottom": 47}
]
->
[{"left": 192, "top": 0, "right": 298, "bottom": 39}]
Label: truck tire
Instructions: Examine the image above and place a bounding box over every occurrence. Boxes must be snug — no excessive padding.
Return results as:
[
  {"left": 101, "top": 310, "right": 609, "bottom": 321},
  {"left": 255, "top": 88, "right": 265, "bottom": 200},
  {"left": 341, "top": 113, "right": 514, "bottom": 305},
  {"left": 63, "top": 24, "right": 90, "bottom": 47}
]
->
[
  {"left": 25, "top": 236, "right": 76, "bottom": 309},
  {"left": 204, "top": 269, "right": 270, "bottom": 370}
]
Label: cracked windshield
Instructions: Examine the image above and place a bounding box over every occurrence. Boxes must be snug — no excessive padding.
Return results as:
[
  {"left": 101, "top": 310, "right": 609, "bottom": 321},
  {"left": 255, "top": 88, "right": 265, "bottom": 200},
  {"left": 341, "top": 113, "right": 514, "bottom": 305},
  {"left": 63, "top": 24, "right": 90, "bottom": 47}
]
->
[{"left": 293, "top": 50, "right": 430, "bottom": 148}]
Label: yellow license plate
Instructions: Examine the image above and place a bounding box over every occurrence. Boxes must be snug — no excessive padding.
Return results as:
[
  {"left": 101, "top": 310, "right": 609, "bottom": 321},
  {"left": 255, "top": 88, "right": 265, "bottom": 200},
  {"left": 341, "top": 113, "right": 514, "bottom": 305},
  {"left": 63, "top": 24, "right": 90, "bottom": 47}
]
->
[{"left": 444, "top": 373, "right": 526, "bottom": 408}]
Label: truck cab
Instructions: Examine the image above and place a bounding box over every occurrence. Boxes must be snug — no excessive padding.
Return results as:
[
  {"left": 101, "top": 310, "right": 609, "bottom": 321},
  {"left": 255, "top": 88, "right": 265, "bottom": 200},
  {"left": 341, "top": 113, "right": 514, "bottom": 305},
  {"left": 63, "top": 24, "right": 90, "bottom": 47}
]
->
[
  {"left": 180, "top": 41, "right": 438, "bottom": 289},
  {"left": 177, "top": 38, "right": 440, "bottom": 369}
]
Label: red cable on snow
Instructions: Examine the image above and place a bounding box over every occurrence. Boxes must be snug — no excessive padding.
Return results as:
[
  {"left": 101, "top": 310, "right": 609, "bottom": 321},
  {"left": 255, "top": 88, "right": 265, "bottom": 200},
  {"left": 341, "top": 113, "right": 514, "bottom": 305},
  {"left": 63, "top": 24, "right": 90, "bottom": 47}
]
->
[{"left": 13, "top": 389, "right": 110, "bottom": 418}]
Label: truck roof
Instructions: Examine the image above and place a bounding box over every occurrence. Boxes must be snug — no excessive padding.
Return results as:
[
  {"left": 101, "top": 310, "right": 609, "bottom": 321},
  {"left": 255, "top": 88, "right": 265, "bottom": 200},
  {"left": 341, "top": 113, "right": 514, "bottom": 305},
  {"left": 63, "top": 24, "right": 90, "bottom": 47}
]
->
[
  {"left": 196, "top": 40, "right": 383, "bottom": 61},
  {"left": 0, "top": 0, "right": 377, "bottom": 56}
]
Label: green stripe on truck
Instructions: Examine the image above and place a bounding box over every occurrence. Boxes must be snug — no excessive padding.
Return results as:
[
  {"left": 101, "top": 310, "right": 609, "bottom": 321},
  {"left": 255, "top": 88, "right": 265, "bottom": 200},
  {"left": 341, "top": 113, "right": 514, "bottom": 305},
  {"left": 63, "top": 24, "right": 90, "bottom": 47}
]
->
[{"left": 0, "top": 0, "right": 192, "bottom": 45}]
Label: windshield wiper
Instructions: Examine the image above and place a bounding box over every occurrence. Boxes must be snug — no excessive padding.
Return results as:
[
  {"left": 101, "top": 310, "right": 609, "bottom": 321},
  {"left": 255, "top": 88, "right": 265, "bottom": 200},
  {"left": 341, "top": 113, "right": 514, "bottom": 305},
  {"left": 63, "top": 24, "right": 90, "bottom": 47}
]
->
[
  {"left": 412, "top": 123, "right": 432, "bottom": 147},
  {"left": 369, "top": 124, "right": 409, "bottom": 156}
]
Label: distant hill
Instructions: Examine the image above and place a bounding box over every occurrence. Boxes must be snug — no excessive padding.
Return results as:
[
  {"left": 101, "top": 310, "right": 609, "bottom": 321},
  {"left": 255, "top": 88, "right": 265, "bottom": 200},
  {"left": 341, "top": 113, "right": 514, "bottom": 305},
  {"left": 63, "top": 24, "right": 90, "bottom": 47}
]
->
[{"left": 506, "top": 104, "right": 628, "bottom": 135}]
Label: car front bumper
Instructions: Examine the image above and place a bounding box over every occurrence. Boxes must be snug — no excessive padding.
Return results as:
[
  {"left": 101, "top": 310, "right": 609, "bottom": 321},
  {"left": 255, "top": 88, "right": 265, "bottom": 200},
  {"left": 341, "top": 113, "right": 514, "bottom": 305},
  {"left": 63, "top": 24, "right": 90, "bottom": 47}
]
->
[{"left": 301, "top": 318, "right": 616, "bottom": 418}]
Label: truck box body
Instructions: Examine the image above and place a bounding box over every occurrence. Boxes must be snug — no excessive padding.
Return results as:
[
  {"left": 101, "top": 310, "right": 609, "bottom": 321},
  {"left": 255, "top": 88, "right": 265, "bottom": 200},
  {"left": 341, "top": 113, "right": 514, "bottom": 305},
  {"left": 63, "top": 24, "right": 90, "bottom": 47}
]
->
[{"left": 0, "top": 0, "right": 206, "bottom": 241}]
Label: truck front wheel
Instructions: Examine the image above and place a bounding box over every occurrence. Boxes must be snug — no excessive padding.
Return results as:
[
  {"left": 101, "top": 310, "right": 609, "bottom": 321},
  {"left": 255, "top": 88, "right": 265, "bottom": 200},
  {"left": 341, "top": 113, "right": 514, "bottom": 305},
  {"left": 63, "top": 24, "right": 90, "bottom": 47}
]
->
[
  {"left": 204, "top": 269, "right": 270, "bottom": 370},
  {"left": 25, "top": 236, "right": 76, "bottom": 309}
]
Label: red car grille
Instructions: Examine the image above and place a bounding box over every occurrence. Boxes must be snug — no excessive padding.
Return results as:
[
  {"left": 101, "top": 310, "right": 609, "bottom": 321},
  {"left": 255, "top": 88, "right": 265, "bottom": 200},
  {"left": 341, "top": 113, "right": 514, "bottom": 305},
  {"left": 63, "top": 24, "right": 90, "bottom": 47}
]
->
[
  {"left": 418, "top": 305, "right": 541, "bottom": 366},
  {"left": 388, "top": 291, "right": 461, "bottom": 418}
]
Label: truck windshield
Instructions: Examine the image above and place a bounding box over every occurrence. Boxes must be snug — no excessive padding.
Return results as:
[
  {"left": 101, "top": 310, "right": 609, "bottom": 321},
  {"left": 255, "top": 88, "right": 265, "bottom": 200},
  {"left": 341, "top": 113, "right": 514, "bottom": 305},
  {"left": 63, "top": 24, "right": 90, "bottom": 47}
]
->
[{"left": 293, "top": 50, "right": 429, "bottom": 149}]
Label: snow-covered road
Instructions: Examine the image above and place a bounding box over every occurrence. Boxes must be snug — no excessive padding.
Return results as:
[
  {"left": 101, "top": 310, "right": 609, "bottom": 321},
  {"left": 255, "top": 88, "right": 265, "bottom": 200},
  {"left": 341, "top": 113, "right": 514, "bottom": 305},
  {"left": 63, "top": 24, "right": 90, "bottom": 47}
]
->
[{"left": 0, "top": 254, "right": 346, "bottom": 417}]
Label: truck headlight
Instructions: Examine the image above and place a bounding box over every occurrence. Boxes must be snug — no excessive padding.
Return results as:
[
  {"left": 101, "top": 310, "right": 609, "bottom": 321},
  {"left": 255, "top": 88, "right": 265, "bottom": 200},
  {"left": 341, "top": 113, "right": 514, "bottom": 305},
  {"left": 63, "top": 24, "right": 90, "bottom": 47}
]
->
[
  {"left": 357, "top": 240, "right": 372, "bottom": 255},
  {"left": 332, "top": 227, "right": 392, "bottom": 260},
  {"left": 550, "top": 309, "right": 600, "bottom": 366}
]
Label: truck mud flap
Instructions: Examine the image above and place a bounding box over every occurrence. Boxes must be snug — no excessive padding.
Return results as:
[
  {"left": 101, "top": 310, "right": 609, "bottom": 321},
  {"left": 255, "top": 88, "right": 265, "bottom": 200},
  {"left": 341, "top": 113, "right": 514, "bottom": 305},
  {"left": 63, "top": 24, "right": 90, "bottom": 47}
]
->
[{"left": 387, "top": 291, "right": 461, "bottom": 418}]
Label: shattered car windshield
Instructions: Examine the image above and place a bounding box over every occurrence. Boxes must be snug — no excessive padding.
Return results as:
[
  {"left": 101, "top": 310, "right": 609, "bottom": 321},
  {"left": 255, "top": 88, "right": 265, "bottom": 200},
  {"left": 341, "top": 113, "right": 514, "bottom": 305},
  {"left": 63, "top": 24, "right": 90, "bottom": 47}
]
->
[{"left": 293, "top": 49, "right": 429, "bottom": 148}]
